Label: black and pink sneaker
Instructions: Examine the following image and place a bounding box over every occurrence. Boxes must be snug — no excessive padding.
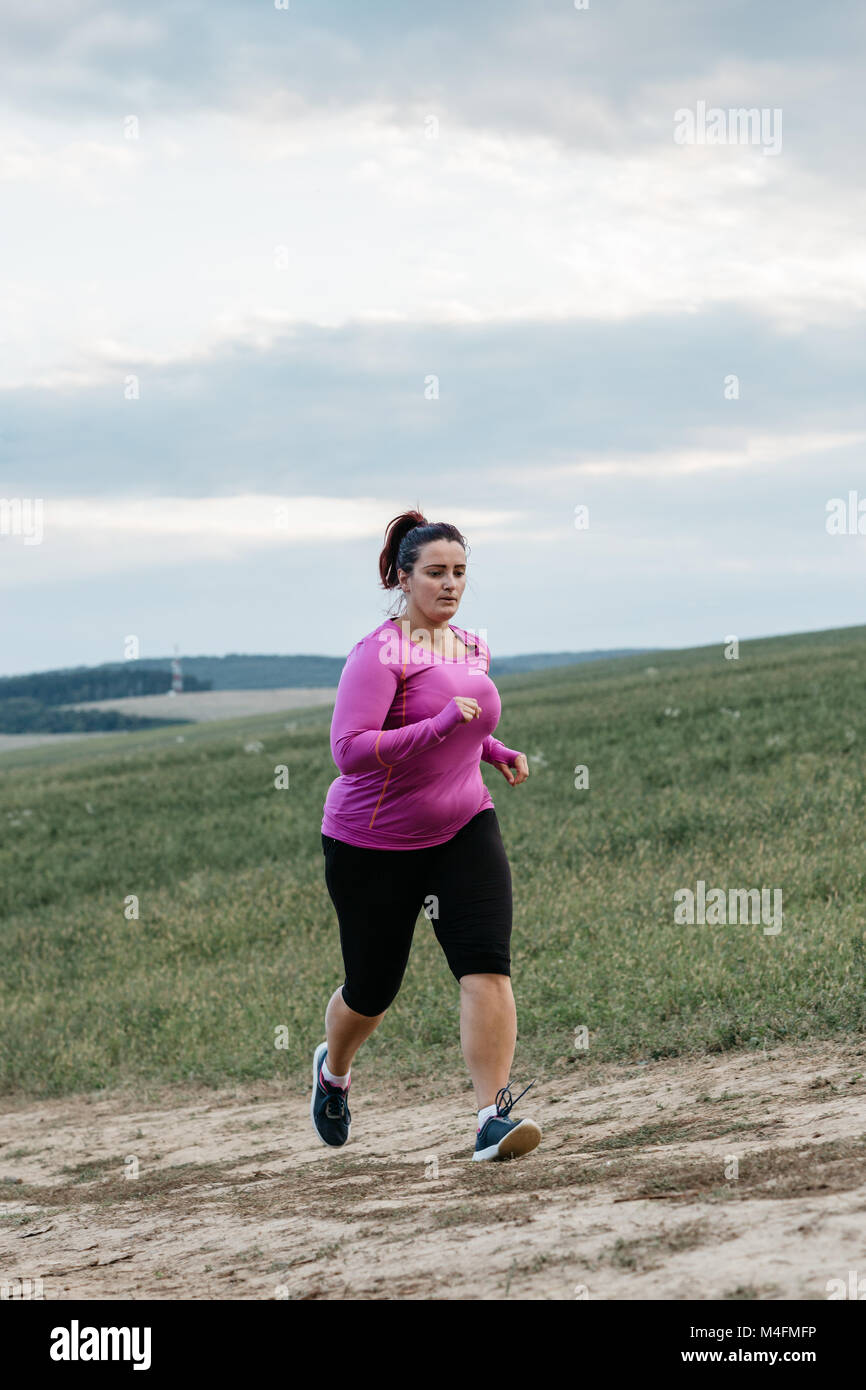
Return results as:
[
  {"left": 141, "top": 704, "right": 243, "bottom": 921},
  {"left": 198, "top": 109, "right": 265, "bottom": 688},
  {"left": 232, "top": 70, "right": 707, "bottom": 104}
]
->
[
  {"left": 310, "top": 1040, "right": 351, "bottom": 1148},
  {"left": 472, "top": 1081, "right": 541, "bottom": 1162}
]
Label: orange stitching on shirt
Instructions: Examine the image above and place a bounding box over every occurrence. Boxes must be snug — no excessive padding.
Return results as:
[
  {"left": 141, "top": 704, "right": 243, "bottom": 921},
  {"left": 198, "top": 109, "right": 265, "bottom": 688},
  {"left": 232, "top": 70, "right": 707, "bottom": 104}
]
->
[{"left": 368, "top": 765, "right": 393, "bottom": 827}]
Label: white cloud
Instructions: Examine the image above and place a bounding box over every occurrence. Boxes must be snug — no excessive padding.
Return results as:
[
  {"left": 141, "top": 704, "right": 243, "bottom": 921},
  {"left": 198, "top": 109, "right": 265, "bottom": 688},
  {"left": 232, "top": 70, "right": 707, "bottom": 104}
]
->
[
  {"left": 1, "top": 99, "right": 865, "bottom": 390},
  {"left": 0, "top": 495, "right": 526, "bottom": 586},
  {"left": 510, "top": 431, "right": 866, "bottom": 480}
]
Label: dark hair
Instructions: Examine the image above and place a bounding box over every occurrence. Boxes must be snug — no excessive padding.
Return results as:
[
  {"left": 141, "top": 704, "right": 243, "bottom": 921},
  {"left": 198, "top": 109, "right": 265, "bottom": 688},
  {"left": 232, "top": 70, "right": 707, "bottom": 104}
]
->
[{"left": 378, "top": 508, "right": 469, "bottom": 617}]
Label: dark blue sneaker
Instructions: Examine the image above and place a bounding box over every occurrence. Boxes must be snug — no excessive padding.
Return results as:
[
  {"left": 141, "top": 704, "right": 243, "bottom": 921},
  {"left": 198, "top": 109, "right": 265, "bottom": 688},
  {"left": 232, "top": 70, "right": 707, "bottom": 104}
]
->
[
  {"left": 472, "top": 1081, "right": 541, "bottom": 1162},
  {"left": 310, "top": 1040, "right": 351, "bottom": 1148}
]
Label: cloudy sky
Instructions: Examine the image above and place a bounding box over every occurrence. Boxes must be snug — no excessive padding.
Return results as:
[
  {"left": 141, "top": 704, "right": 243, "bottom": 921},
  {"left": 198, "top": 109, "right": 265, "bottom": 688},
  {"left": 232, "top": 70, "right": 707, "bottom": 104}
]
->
[{"left": 1, "top": 0, "right": 864, "bottom": 675}]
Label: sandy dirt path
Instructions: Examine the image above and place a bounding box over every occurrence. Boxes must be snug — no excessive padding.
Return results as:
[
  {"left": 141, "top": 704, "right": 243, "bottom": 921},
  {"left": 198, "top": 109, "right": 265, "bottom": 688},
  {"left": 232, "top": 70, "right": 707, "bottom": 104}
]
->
[
  {"left": 60, "top": 688, "right": 337, "bottom": 722},
  {"left": 2, "top": 1040, "right": 865, "bottom": 1301}
]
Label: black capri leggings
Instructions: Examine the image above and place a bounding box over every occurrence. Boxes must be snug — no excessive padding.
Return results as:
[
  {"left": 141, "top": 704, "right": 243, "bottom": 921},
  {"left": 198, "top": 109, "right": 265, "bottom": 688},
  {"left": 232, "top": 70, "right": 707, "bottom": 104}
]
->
[{"left": 321, "top": 808, "right": 512, "bottom": 1017}]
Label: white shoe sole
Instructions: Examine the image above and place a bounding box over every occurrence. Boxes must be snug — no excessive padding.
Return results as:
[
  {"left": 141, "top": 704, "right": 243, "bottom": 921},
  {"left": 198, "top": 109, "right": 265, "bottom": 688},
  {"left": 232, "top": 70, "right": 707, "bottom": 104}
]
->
[
  {"left": 472, "top": 1117, "right": 542, "bottom": 1162},
  {"left": 310, "top": 1039, "right": 351, "bottom": 1148}
]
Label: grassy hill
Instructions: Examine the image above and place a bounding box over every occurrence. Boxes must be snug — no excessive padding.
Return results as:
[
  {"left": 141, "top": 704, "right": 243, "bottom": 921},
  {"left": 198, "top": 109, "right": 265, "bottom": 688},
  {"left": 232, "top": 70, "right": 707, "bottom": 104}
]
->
[{"left": 1, "top": 624, "right": 864, "bottom": 1099}]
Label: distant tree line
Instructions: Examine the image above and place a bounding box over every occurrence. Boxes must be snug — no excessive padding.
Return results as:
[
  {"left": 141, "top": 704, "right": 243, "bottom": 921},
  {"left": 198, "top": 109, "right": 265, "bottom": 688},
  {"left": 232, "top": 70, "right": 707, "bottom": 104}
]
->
[
  {"left": 0, "top": 698, "right": 191, "bottom": 734},
  {"left": 130, "top": 654, "right": 346, "bottom": 689},
  {"left": 0, "top": 666, "right": 211, "bottom": 705},
  {"left": 0, "top": 664, "right": 205, "bottom": 733}
]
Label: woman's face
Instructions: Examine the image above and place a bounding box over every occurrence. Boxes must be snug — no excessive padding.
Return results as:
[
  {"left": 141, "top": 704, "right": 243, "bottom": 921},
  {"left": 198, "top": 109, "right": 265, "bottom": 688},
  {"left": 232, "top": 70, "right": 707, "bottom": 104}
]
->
[{"left": 398, "top": 540, "right": 467, "bottom": 624}]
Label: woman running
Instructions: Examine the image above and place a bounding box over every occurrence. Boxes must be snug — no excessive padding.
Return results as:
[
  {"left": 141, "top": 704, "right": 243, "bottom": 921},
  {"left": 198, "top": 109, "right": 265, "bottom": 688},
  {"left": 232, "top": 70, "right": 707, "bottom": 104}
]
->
[{"left": 314, "top": 509, "right": 541, "bottom": 1162}]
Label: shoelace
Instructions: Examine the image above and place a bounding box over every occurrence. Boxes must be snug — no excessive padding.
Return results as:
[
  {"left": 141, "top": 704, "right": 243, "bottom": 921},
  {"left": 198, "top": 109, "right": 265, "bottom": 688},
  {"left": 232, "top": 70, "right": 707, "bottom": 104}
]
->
[
  {"left": 494, "top": 1079, "right": 535, "bottom": 1119},
  {"left": 324, "top": 1092, "right": 348, "bottom": 1120}
]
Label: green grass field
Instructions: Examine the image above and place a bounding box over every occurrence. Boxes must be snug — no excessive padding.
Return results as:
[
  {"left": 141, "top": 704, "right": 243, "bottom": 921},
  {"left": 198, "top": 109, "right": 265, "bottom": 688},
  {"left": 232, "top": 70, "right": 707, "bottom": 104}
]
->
[{"left": 1, "top": 624, "right": 864, "bottom": 1100}]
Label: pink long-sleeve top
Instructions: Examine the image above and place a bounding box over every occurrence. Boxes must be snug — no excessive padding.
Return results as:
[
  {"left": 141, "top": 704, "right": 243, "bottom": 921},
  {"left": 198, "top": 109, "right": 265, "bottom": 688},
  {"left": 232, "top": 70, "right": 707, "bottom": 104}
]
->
[{"left": 321, "top": 618, "right": 521, "bottom": 849}]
